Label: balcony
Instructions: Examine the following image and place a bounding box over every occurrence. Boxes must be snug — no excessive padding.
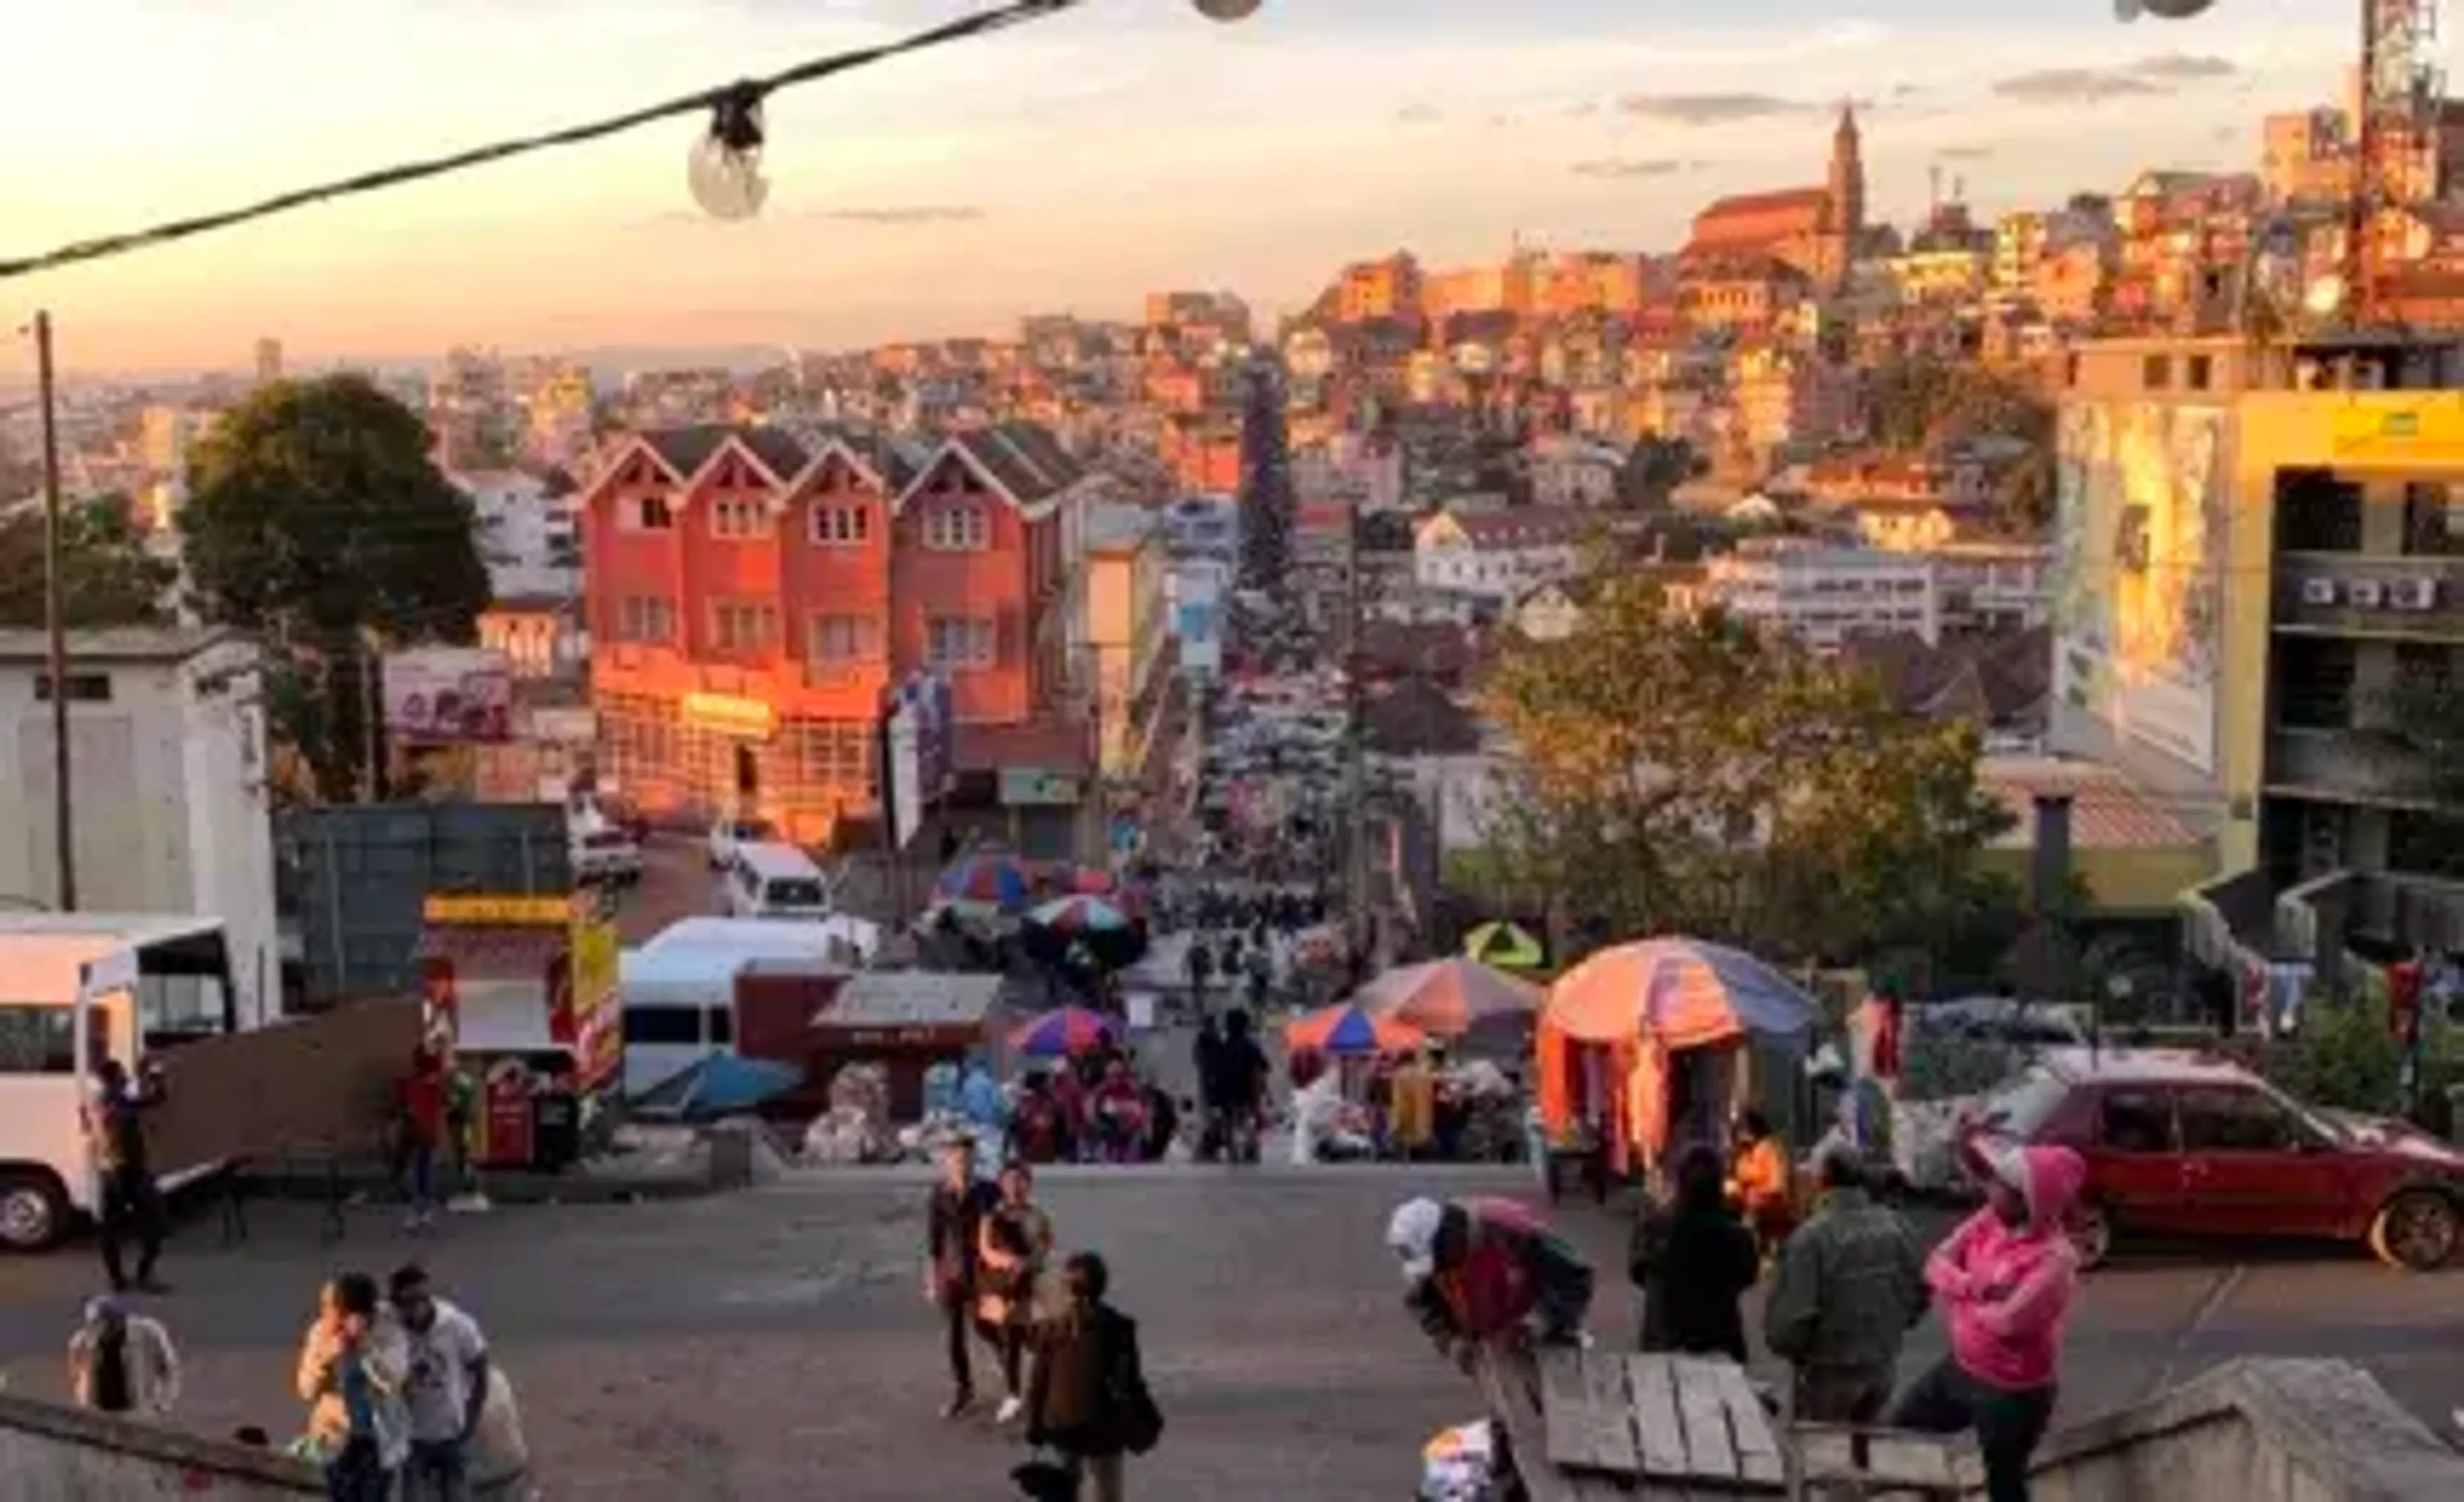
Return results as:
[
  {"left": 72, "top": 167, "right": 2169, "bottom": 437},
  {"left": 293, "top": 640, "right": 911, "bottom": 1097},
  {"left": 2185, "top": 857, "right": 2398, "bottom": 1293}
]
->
[
  {"left": 2272, "top": 554, "right": 2464, "bottom": 642},
  {"left": 2264, "top": 726, "right": 2437, "bottom": 807}
]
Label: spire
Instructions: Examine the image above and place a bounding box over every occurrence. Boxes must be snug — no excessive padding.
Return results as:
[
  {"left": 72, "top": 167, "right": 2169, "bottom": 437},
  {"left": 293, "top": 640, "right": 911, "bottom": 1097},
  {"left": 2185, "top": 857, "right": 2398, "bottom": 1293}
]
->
[{"left": 1835, "top": 98, "right": 1860, "bottom": 143}]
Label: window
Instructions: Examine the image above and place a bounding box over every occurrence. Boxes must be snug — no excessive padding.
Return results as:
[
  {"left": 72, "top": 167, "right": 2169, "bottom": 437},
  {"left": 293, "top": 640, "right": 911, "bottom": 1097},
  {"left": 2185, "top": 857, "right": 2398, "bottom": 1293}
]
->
[
  {"left": 924, "top": 505, "right": 990, "bottom": 551},
  {"left": 706, "top": 1006, "right": 733, "bottom": 1046},
  {"left": 2096, "top": 1088, "right": 2177, "bottom": 1154},
  {"left": 712, "top": 601, "right": 780, "bottom": 652},
  {"left": 617, "top": 596, "right": 677, "bottom": 643},
  {"left": 710, "top": 496, "right": 769, "bottom": 539},
  {"left": 621, "top": 1005, "right": 703, "bottom": 1047},
  {"left": 0, "top": 1004, "right": 105, "bottom": 1075},
  {"left": 2186, "top": 354, "right": 2214, "bottom": 391},
  {"left": 812, "top": 505, "right": 871, "bottom": 546},
  {"left": 808, "top": 614, "right": 882, "bottom": 663},
  {"left": 34, "top": 673, "right": 113, "bottom": 703},
  {"left": 2141, "top": 354, "right": 2171, "bottom": 390},
  {"left": 1977, "top": 1066, "right": 2073, "bottom": 1139},
  {"left": 925, "top": 616, "right": 996, "bottom": 670},
  {"left": 2177, "top": 1087, "right": 2300, "bottom": 1153},
  {"left": 627, "top": 496, "right": 674, "bottom": 531}
]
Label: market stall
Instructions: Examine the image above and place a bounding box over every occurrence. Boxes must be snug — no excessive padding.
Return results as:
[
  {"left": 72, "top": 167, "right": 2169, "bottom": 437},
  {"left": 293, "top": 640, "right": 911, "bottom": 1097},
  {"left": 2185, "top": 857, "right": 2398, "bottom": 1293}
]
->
[
  {"left": 1356, "top": 958, "right": 1541, "bottom": 1056},
  {"left": 1536, "top": 937, "right": 1820, "bottom": 1187},
  {"left": 807, "top": 971, "right": 1002, "bottom": 1120}
]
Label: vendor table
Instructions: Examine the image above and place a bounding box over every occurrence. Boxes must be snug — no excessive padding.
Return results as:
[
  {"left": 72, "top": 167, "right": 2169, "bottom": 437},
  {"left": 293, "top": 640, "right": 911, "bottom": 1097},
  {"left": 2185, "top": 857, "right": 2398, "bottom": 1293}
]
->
[{"left": 1478, "top": 1346, "right": 1785, "bottom": 1499}]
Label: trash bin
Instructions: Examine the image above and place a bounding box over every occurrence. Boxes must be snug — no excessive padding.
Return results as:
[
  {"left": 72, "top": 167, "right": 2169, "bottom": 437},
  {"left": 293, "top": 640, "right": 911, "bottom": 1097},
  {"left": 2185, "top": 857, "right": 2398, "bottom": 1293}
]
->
[
  {"left": 531, "top": 1087, "right": 581, "bottom": 1174},
  {"left": 707, "top": 1120, "right": 756, "bottom": 1190}
]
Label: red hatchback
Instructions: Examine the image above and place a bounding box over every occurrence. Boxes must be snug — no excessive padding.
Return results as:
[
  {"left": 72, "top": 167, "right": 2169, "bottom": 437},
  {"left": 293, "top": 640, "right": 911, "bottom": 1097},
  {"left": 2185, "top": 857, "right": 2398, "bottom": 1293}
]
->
[{"left": 1964, "top": 1048, "right": 2464, "bottom": 1272}]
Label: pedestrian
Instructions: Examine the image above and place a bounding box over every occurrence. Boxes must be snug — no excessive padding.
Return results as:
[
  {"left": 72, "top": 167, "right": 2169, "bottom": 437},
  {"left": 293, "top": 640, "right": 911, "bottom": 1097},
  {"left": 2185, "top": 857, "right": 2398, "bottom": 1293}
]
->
[
  {"left": 1726, "top": 1109, "right": 1795, "bottom": 1256},
  {"left": 1215, "top": 1009, "right": 1270, "bottom": 1162},
  {"left": 391, "top": 1263, "right": 491, "bottom": 1501},
  {"left": 1389, "top": 1195, "right": 1595, "bottom": 1372},
  {"left": 1025, "top": 1251, "right": 1160, "bottom": 1502},
  {"left": 1184, "top": 938, "right": 1213, "bottom": 1012},
  {"left": 1763, "top": 1148, "right": 1929, "bottom": 1423},
  {"left": 83, "top": 1056, "right": 169, "bottom": 1295},
  {"left": 924, "top": 1136, "right": 1002, "bottom": 1418},
  {"left": 398, "top": 1048, "right": 449, "bottom": 1232},
  {"left": 975, "top": 1161, "right": 1056, "bottom": 1425},
  {"left": 1191, "top": 1015, "right": 1223, "bottom": 1157},
  {"left": 1629, "top": 1144, "right": 1760, "bottom": 1363},
  {"left": 296, "top": 1273, "right": 411, "bottom": 1502},
  {"left": 67, "top": 1295, "right": 179, "bottom": 1417},
  {"left": 1885, "top": 1141, "right": 2087, "bottom": 1502}
]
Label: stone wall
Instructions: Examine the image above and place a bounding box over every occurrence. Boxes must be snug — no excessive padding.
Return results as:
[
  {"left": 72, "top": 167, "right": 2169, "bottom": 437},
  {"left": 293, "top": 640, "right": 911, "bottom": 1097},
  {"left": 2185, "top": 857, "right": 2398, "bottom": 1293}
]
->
[
  {"left": 0, "top": 1390, "right": 319, "bottom": 1499},
  {"left": 2002, "top": 1359, "right": 2464, "bottom": 1502}
]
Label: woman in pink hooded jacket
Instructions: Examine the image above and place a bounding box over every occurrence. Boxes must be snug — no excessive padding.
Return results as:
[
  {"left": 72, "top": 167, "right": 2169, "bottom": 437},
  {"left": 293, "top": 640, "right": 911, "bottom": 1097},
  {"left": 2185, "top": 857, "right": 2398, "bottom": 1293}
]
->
[{"left": 1887, "top": 1139, "right": 2086, "bottom": 1502}]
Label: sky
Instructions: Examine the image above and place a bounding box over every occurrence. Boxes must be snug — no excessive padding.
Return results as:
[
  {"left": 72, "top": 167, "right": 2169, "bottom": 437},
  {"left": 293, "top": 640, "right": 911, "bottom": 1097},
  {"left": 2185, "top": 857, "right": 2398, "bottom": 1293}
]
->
[{"left": 0, "top": 0, "right": 2407, "bottom": 372}]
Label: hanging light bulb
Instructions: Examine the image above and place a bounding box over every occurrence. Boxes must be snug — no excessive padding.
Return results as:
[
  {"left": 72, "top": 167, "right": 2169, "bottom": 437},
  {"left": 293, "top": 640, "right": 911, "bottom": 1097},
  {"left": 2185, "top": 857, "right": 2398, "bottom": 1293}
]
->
[
  {"left": 689, "top": 85, "right": 769, "bottom": 221},
  {"left": 1194, "top": 0, "right": 1263, "bottom": 21}
]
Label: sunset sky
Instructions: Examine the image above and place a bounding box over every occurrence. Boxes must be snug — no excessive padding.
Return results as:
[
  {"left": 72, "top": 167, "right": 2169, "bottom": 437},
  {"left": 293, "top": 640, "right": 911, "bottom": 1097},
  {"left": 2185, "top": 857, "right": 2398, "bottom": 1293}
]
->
[{"left": 4, "top": 0, "right": 2389, "bottom": 371}]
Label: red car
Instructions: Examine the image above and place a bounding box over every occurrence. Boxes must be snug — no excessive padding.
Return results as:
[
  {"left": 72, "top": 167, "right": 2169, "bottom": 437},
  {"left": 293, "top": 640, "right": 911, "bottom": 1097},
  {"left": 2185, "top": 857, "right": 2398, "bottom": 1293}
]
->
[{"left": 1964, "top": 1048, "right": 2464, "bottom": 1272}]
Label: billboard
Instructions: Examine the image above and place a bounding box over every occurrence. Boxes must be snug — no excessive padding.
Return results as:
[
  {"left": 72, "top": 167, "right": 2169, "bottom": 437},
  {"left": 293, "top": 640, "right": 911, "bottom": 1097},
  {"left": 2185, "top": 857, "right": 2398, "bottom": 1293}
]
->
[
  {"left": 883, "top": 672, "right": 954, "bottom": 849},
  {"left": 1170, "top": 562, "right": 1225, "bottom": 678},
  {"left": 2051, "top": 402, "right": 2227, "bottom": 775},
  {"left": 384, "top": 647, "right": 513, "bottom": 743}
]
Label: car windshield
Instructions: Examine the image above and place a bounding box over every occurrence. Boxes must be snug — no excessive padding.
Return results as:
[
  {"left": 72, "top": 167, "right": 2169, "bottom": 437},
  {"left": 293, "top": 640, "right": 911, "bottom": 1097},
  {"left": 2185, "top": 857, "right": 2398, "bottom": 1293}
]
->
[
  {"left": 1976, "top": 1065, "right": 2073, "bottom": 1139},
  {"left": 764, "top": 879, "right": 826, "bottom": 908}
]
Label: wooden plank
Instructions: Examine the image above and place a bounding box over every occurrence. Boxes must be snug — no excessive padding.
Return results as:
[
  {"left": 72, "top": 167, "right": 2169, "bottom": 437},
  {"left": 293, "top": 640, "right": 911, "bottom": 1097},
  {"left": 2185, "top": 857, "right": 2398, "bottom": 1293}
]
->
[
  {"left": 1670, "top": 1356, "right": 1740, "bottom": 1480},
  {"left": 1541, "top": 1345, "right": 1604, "bottom": 1470},
  {"left": 1579, "top": 1347, "right": 1641, "bottom": 1475},
  {"left": 1790, "top": 1424, "right": 1965, "bottom": 1487},
  {"left": 1625, "top": 1355, "right": 1691, "bottom": 1478},
  {"left": 1701, "top": 1358, "right": 1784, "bottom": 1486}
]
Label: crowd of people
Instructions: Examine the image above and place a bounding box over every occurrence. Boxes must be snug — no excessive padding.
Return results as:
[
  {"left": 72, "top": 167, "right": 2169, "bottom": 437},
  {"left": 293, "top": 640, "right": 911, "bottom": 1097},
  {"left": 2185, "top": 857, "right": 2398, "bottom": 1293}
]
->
[
  {"left": 925, "top": 1138, "right": 1163, "bottom": 1502},
  {"left": 1386, "top": 1130, "right": 2089, "bottom": 1502}
]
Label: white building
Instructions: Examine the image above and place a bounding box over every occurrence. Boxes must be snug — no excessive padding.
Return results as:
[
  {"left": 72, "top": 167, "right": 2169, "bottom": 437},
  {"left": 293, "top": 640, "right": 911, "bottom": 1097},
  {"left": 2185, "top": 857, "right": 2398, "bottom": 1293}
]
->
[
  {"left": 1933, "top": 541, "right": 2053, "bottom": 635},
  {"left": 1679, "top": 538, "right": 1943, "bottom": 653},
  {"left": 1412, "top": 507, "right": 1596, "bottom": 603},
  {"left": 0, "top": 628, "right": 278, "bottom": 1028},
  {"left": 458, "top": 469, "right": 579, "bottom": 605},
  {"left": 1525, "top": 435, "right": 1625, "bottom": 509},
  {"left": 1294, "top": 433, "right": 1407, "bottom": 515}
]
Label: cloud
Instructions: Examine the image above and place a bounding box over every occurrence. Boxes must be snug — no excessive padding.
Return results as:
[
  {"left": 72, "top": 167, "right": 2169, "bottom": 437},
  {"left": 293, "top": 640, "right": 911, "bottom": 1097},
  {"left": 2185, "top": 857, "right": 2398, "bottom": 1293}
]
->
[
  {"left": 1935, "top": 145, "right": 1996, "bottom": 162},
  {"left": 1617, "top": 92, "right": 1810, "bottom": 126},
  {"left": 1990, "top": 68, "right": 2169, "bottom": 105},
  {"left": 1571, "top": 157, "right": 1707, "bottom": 179},
  {"left": 1891, "top": 83, "right": 1926, "bottom": 100},
  {"left": 2132, "top": 53, "right": 2236, "bottom": 80},
  {"left": 1396, "top": 103, "right": 1444, "bottom": 125},
  {"left": 811, "top": 206, "right": 986, "bottom": 225}
]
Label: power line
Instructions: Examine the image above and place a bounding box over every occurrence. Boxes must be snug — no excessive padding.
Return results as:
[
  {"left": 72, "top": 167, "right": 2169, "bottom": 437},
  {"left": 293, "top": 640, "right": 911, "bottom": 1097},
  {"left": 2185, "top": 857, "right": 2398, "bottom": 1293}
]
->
[{"left": 0, "top": 0, "right": 1087, "bottom": 283}]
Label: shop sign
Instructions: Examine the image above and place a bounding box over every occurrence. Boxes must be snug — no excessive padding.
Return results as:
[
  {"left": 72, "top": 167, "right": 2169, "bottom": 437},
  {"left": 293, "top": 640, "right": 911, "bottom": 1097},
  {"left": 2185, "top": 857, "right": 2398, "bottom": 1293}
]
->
[
  {"left": 683, "top": 692, "right": 777, "bottom": 739},
  {"left": 2331, "top": 404, "right": 2464, "bottom": 463},
  {"left": 423, "top": 894, "right": 574, "bottom": 926},
  {"left": 998, "top": 767, "right": 1082, "bottom": 807},
  {"left": 841, "top": 1025, "right": 953, "bottom": 1049},
  {"left": 569, "top": 913, "right": 622, "bottom": 1091}
]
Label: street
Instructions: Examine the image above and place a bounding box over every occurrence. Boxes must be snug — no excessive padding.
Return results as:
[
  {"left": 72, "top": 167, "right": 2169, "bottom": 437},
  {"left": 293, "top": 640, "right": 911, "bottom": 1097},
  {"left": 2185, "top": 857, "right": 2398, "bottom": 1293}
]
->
[{"left": 0, "top": 1170, "right": 2456, "bottom": 1499}]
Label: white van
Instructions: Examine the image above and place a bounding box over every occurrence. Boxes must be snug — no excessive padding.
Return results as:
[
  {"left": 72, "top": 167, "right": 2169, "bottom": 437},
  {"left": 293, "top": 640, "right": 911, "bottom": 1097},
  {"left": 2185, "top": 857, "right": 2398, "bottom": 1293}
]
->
[{"left": 722, "top": 842, "right": 835, "bottom": 921}]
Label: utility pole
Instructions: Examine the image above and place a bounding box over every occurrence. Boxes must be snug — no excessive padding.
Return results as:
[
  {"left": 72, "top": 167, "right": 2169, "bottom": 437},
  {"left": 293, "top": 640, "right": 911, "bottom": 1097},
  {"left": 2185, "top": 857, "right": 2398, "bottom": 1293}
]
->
[{"left": 32, "top": 312, "right": 75, "bottom": 911}]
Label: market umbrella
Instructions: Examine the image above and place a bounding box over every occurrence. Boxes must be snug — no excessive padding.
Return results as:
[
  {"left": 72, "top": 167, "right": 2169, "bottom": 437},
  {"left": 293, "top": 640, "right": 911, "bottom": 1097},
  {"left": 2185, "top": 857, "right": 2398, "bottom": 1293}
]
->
[
  {"left": 1462, "top": 920, "right": 1547, "bottom": 971},
  {"left": 1544, "top": 937, "right": 1820, "bottom": 1049},
  {"left": 1022, "top": 896, "right": 1148, "bottom": 970},
  {"left": 1026, "top": 895, "right": 1133, "bottom": 935},
  {"left": 936, "top": 851, "right": 1036, "bottom": 913},
  {"left": 1358, "top": 958, "right": 1541, "bottom": 1039},
  {"left": 630, "top": 1054, "right": 800, "bottom": 1124},
  {"left": 1009, "top": 1005, "right": 1117, "bottom": 1059},
  {"left": 1284, "top": 1003, "right": 1426, "bottom": 1057}
]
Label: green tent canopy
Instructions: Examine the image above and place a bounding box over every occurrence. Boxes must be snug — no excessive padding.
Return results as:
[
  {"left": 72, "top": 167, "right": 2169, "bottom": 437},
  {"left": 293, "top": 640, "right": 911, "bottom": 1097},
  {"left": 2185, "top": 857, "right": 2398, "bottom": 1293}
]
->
[{"left": 1463, "top": 920, "right": 1546, "bottom": 971}]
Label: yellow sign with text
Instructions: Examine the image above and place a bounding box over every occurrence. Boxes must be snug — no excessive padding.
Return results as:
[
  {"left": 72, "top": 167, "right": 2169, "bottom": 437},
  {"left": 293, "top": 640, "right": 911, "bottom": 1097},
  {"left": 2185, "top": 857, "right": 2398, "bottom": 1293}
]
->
[
  {"left": 422, "top": 894, "right": 575, "bottom": 926},
  {"left": 568, "top": 913, "right": 622, "bottom": 1090},
  {"left": 2329, "top": 406, "right": 2464, "bottom": 465},
  {"left": 681, "top": 693, "right": 777, "bottom": 739}
]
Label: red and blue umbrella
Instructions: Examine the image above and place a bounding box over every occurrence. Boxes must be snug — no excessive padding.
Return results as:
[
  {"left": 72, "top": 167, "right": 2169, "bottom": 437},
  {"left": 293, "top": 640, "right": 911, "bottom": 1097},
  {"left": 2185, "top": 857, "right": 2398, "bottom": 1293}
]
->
[
  {"left": 1009, "top": 1005, "right": 1116, "bottom": 1059},
  {"left": 936, "top": 851, "right": 1035, "bottom": 912},
  {"left": 1027, "top": 895, "right": 1133, "bottom": 935},
  {"left": 1284, "top": 1003, "right": 1426, "bottom": 1057}
]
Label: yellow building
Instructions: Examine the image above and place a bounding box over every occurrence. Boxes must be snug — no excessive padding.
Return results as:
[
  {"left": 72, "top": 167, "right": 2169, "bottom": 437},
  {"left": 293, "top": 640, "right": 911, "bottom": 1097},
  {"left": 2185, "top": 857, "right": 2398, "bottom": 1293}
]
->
[
  {"left": 2053, "top": 332, "right": 2464, "bottom": 967},
  {"left": 1077, "top": 505, "right": 1170, "bottom": 783}
]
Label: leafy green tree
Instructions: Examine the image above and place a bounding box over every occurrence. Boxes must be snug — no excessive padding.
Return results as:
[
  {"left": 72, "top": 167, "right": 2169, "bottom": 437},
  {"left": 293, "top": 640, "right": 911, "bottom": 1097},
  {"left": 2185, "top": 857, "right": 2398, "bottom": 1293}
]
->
[
  {"left": 1863, "top": 355, "right": 2058, "bottom": 533},
  {"left": 1477, "top": 576, "right": 2012, "bottom": 966},
  {"left": 1614, "top": 433, "right": 1701, "bottom": 510},
  {"left": 181, "top": 375, "right": 491, "bottom": 800},
  {"left": 0, "top": 497, "right": 174, "bottom": 628}
]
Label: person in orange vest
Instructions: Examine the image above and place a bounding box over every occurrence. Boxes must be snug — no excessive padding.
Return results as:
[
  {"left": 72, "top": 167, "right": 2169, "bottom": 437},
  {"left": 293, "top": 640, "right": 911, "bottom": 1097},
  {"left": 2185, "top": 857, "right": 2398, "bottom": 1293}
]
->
[{"left": 1726, "top": 1109, "right": 1795, "bottom": 1254}]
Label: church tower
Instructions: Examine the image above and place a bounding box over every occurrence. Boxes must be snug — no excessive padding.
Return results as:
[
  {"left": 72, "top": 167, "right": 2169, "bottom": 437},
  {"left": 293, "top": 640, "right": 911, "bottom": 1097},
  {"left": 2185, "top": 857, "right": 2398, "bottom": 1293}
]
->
[{"left": 1823, "top": 102, "right": 1866, "bottom": 287}]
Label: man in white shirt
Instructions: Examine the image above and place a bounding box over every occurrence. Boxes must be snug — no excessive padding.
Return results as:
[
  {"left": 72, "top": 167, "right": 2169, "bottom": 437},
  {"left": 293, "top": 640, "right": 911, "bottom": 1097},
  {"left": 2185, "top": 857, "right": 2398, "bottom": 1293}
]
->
[{"left": 389, "top": 1264, "right": 490, "bottom": 1502}]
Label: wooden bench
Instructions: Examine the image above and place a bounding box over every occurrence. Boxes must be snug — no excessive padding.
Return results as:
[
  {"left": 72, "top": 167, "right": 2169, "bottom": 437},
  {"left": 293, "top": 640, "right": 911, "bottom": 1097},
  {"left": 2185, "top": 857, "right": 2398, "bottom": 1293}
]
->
[
  {"left": 1478, "top": 1345, "right": 1785, "bottom": 1499},
  {"left": 1784, "top": 1424, "right": 1965, "bottom": 1501}
]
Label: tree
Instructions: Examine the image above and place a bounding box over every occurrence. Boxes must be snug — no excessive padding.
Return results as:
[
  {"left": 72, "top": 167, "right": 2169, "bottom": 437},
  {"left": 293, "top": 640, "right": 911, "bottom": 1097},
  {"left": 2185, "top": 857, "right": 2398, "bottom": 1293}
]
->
[
  {"left": 1235, "top": 357, "right": 1296, "bottom": 599},
  {"left": 1477, "top": 576, "right": 2012, "bottom": 967},
  {"left": 1863, "top": 354, "right": 2058, "bottom": 533},
  {"left": 0, "top": 497, "right": 174, "bottom": 628},
  {"left": 181, "top": 375, "right": 492, "bottom": 801},
  {"left": 1614, "top": 433, "right": 1702, "bottom": 510}
]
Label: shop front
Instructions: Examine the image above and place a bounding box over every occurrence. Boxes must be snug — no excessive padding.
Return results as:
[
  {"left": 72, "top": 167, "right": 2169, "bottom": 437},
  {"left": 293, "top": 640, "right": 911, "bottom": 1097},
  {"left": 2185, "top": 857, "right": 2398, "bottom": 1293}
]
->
[
  {"left": 415, "top": 891, "right": 624, "bottom": 1170},
  {"left": 595, "top": 687, "right": 876, "bottom": 845}
]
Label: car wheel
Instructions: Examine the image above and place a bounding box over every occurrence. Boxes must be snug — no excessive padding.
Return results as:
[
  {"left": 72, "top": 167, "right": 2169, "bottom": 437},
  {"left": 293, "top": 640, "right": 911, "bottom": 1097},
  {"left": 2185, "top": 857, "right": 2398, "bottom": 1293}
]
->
[
  {"left": 0, "top": 1170, "right": 70, "bottom": 1252},
  {"left": 2372, "top": 1190, "right": 2460, "bottom": 1272},
  {"left": 2067, "top": 1202, "right": 2114, "bottom": 1271}
]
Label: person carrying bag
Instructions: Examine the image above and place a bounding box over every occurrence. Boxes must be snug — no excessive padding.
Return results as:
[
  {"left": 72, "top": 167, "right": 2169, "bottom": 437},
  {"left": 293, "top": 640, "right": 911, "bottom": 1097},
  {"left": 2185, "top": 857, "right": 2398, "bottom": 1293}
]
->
[{"left": 1025, "top": 1252, "right": 1158, "bottom": 1502}]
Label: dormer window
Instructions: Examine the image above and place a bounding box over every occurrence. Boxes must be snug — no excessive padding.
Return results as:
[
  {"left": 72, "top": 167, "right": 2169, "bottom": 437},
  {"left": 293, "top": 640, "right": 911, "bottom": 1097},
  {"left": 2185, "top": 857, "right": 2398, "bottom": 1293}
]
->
[
  {"left": 812, "top": 505, "right": 871, "bottom": 546},
  {"left": 924, "top": 505, "right": 989, "bottom": 551},
  {"left": 710, "top": 495, "right": 769, "bottom": 539},
  {"left": 626, "top": 495, "right": 673, "bottom": 531}
]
